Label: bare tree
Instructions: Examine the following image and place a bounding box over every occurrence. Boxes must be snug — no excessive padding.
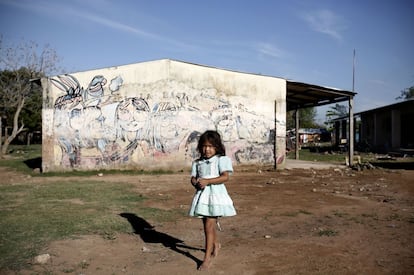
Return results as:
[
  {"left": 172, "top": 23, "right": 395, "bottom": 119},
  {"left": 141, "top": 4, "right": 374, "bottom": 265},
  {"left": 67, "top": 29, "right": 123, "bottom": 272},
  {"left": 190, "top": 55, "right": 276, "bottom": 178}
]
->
[{"left": 0, "top": 37, "right": 61, "bottom": 157}]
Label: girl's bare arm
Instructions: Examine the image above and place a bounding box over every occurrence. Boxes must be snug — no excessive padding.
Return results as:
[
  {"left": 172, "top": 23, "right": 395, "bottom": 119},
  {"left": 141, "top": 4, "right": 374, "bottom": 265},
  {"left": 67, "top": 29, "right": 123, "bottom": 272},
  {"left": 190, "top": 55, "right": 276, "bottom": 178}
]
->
[{"left": 197, "top": 171, "right": 230, "bottom": 189}]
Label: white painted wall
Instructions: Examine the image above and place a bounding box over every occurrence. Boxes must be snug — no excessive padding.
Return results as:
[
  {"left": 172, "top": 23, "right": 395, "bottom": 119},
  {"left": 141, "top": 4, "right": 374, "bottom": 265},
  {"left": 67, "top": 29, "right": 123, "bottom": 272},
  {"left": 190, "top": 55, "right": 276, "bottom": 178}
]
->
[{"left": 42, "top": 59, "right": 286, "bottom": 172}]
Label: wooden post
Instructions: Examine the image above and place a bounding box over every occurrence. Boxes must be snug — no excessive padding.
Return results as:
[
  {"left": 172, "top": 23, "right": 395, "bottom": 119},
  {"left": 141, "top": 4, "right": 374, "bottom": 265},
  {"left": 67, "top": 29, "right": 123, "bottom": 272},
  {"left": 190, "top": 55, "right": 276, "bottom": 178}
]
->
[
  {"left": 0, "top": 119, "right": 2, "bottom": 153},
  {"left": 348, "top": 97, "right": 354, "bottom": 166},
  {"left": 295, "top": 109, "right": 300, "bottom": 160},
  {"left": 274, "top": 100, "right": 278, "bottom": 169}
]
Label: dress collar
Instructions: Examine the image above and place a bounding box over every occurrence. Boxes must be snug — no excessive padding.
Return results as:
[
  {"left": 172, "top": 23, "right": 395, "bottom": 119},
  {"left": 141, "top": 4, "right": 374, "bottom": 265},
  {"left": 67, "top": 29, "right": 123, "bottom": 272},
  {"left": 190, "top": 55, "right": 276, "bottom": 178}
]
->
[{"left": 200, "top": 155, "right": 218, "bottom": 163}]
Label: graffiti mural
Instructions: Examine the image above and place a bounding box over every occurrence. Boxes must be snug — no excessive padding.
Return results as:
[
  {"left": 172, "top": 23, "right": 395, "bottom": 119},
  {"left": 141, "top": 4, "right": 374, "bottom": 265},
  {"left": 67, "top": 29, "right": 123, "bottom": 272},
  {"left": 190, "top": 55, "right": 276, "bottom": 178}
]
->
[{"left": 50, "top": 74, "right": 277, "bottom": 169}]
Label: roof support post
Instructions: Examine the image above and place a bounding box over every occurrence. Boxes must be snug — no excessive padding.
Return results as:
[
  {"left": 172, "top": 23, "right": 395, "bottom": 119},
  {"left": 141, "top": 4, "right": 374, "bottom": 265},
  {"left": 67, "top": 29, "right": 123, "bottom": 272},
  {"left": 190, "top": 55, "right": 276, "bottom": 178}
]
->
[
  {"left": 295, "top": 109, "right": 300, "bottom": 160},
  {"left": 274, "top": 101, "right": 278, "bottom": 169},
  {"left": 348, "top": 97, "right": 354, "bottom": 166}
]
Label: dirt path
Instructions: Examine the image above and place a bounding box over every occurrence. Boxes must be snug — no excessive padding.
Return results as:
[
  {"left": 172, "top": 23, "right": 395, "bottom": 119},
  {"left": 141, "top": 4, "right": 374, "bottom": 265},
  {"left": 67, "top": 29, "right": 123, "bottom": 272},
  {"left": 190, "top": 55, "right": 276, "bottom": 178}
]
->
[{"left": 4, "top": 166, "right": 414, "bottom": 274}]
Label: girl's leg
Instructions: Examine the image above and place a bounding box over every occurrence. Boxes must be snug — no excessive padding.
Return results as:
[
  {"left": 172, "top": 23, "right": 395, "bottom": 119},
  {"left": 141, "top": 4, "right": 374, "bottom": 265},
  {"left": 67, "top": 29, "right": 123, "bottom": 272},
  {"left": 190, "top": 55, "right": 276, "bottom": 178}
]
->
[
  {"left": 199, "top": 217, "right": 216, "bottom": 270},
  {"left": 212, "top": 219, "right": 221, "bottom": 257}
]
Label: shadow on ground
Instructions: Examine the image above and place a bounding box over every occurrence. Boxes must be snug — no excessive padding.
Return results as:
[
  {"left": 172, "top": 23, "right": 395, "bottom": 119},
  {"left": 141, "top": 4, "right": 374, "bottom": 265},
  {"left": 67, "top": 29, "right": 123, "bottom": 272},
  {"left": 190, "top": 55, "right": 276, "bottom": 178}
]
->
[
  {"left": 371, "top": 161, "right": 414, "bottom": 170},
  {"left": 119, "top": 212, "right": 203, "bottom": 268},
  {"left": 23, "top": 157, "right": 42, "bottom": 170}
]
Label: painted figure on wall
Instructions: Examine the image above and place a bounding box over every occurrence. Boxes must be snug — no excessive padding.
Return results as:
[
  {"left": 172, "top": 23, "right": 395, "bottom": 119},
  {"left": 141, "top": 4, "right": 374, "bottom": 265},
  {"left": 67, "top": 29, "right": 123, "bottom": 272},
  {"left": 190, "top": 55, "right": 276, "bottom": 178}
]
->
[{"left": 50, "top": 74, "right": 278, "bottom": 169}]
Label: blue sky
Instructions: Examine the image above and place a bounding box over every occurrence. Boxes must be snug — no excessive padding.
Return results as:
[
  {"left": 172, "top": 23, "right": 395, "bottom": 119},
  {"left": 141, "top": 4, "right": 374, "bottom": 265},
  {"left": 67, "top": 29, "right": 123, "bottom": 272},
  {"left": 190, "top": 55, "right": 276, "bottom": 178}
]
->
[{"left": 1, "top": 0, "right": 413, "bottom": 123}]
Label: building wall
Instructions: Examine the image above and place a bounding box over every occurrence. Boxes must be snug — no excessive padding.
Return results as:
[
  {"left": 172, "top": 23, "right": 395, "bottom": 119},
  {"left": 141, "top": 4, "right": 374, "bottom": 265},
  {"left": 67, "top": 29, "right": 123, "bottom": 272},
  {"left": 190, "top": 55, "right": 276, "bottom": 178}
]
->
[
  {"left": 359, "top": 100, "right": 414, "bottom": 153},
  {"left": 42, "top": 59, "right": 286, "bottom": 172}
]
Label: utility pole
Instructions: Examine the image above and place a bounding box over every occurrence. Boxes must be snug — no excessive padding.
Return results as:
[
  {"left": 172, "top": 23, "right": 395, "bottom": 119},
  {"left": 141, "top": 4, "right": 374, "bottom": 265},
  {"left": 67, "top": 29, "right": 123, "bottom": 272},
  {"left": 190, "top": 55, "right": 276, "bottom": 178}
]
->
[{"left": 349, "top": 49, "right": 356, "bottom": 166}]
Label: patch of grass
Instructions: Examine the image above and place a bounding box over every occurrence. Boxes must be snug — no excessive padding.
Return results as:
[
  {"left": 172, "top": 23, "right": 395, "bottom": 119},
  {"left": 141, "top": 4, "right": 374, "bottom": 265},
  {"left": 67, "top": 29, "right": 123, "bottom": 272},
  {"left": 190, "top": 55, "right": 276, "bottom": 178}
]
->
[
  {"left": 332, "top": 210, "right": 349, "bottom": 218},
  {"left": 280, "top": 211, "right": 299, "bottom": 217},
  {"left": 298, "top": 209, "right": 312, "bottom": 215},
  {"left": 4, "top": 144, "right": 42, "bottom": 159},
  {"left": 0, "top": 145, "right": 179, "bottom": 176},
  {"left": 41, "top": 168, "right": 178, "bottom": 177},
  {"left": 0, "top": 179, "right": 184, "bottom": 271},
  {"left": 286, "top": 148, "right": 347, "bottom": 163},
  {"left": 349, "top": 216, "right": 364, "bottom": 224},
  {"left": 318, "top": 229, "right": 338, "bottom": 237},
  {"left": 361, "top": 213, "right": 379, "bottom": 221},
  {"left": 0, "top": 145, "right": 42, "bottom": 174},
  {"left": 288, "top": 148, "right": 414, "bottom": 169},
  {"left": 280, "top": 209, "right": 312, "bottom": 217},
  {"left": 385, "top": 213, "right": 403, "bottom": 221}
]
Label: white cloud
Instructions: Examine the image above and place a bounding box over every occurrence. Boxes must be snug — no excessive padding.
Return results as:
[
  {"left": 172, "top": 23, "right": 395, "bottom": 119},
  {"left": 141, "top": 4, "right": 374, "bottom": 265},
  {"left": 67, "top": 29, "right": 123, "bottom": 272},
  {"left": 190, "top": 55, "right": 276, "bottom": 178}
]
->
[
  {"left": 2, "top": 0, "right": 197, "bottom": 50},
  {"left": 301, "top": 9, "right": 346, "bottom": 41},
  {"left": 256, "top": 43, "right": 286, "bottom": 59}
]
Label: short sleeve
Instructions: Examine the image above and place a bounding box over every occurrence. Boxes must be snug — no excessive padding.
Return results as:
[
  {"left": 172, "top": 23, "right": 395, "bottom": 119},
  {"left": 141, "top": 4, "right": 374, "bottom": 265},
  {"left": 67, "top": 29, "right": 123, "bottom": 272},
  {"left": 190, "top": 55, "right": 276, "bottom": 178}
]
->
[
  {"left": 218, "top": 156, "right": 233, "bottom": 175},
  {"left": 191, "top": 161, "right": 198, "bottom": 177}
]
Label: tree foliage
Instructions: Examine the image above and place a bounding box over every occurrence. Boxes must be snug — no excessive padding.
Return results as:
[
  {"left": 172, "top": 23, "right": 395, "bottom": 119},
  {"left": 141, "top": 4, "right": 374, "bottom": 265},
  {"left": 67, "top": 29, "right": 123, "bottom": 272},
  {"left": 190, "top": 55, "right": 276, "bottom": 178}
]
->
[
  {"left": 287, "top": 107, "right": 320, "bottom": 129},
  {"left": 324, "top": 103, "right": 348, "bottom": 130},
  {"left": 395, "top": 85, "right": 414, "bottom": 100},
  {"left": 0, "top": 37, "right": 61, "bottom": 156}
]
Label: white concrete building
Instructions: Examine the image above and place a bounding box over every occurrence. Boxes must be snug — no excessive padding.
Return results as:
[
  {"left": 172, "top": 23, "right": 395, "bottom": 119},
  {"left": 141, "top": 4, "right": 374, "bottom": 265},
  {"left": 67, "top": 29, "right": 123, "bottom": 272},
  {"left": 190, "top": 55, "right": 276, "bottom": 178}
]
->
[{"left": 41, "top": 59, "right": 287, "bottom": 172}]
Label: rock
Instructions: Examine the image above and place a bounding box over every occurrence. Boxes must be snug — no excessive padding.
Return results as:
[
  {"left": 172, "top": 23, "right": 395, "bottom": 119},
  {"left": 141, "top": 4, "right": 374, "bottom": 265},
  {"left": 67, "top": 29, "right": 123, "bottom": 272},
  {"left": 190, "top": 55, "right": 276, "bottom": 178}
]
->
[
  {"left": 266, "top": 178, "right": 277, "bottom": 185},
  {"left": 34, "top": 253, "right": 50, "bottom": 264}
]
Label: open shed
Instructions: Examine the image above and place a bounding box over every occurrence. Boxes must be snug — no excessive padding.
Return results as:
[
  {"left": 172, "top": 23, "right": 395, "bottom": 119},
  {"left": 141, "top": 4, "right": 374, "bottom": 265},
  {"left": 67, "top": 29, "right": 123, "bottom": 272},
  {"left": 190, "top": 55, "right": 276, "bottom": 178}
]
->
[{"left": 286, "top": 81, "right": 357, "bottom": 163}]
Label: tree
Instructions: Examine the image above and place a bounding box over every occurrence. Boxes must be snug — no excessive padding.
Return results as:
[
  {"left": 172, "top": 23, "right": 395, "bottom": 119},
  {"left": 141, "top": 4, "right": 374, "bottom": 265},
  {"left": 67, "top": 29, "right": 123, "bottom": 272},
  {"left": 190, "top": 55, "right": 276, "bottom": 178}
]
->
[
  {"left": 0, "top": 37, "right": 61, "bottom": 156},
  {"left": 286, "top": 107, "right": 320, "bottom": 129},
  {"left": 395, "top": 86, "right": 414, "bottom": 100},
  {"left": 324, "top": 103, "right": 348, "bottom": 131}
]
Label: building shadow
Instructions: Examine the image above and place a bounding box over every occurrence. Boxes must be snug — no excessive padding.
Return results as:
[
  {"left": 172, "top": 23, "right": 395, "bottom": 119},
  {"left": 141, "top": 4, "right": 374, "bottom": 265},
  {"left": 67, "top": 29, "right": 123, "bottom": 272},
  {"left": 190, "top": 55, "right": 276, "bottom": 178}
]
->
[
  {"left": 371, "top": 161, "right": 414, "bottom": 170},
  {"left": 24, "top": 157, "right": 42, "bottom": 170},
  {"left": 119, "top": 212, "right": 203, "bottom": 268}
]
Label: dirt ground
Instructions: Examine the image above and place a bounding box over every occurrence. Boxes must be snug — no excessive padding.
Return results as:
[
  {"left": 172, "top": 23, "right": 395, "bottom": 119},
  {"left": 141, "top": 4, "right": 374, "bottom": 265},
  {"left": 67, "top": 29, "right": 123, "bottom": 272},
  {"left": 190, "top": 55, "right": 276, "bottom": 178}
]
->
[{"left": 4, "top": 163, "right": 414, "bottom": 275}]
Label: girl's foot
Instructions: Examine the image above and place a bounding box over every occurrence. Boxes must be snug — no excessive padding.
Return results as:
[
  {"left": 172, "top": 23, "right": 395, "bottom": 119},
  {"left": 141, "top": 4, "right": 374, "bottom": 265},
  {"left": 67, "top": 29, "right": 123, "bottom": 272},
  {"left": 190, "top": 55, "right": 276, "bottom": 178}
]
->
[
  {"left": 198, "top": 260, "right": 211, "bottom": 271},
  {"left": 212, "top": 243, "right": 221, "bottom": 257}
]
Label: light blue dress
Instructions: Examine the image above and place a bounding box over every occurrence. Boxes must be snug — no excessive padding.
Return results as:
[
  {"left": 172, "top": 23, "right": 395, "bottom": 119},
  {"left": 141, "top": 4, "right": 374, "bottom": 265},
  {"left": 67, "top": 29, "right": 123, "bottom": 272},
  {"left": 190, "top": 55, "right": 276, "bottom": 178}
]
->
[{"left": 189, "top": 155, "right": 237, "bottom": 217}]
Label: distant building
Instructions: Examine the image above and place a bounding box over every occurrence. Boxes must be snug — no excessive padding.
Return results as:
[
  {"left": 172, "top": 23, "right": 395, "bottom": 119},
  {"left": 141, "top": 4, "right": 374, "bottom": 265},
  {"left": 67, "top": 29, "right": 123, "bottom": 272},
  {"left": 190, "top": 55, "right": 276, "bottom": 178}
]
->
[
  {"left": 334, "top": 99, "right": 414, "bottom": 154},
  {"left": 357, "top": 99, "right": 414, "bottom": 154},
  {"left": 286, "top": 128, "right": 331, "bottom": 151}
]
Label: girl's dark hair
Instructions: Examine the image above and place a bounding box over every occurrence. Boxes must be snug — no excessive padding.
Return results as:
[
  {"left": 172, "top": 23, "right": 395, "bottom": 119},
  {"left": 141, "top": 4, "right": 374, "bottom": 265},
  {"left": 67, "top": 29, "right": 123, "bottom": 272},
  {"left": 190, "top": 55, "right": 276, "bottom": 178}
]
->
[{"left": 197, "top": 130, "right": 226, "bottom": 156}]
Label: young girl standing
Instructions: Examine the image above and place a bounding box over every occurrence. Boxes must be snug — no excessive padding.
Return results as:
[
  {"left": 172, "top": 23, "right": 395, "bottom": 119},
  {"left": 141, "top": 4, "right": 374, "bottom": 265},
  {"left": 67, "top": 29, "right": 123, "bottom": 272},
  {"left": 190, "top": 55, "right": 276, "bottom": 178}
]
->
[{"left": 189, "top": 130, "right": 237, "bottom": 271}]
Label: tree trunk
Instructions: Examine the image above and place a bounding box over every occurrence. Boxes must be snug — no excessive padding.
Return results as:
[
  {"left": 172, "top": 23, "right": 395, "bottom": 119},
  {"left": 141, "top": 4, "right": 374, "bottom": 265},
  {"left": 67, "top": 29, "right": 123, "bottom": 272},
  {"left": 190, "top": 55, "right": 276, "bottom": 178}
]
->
[{"left": 0, "top": 97, "right": 25, "bottom": 156}]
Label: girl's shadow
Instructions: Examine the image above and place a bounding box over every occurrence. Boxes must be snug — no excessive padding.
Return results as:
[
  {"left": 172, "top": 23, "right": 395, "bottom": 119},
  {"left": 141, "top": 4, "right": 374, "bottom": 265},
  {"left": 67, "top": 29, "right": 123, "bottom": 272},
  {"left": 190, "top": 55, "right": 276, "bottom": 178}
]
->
[{"left": 119, "top": 212, "right": 203, "bottom": 267}]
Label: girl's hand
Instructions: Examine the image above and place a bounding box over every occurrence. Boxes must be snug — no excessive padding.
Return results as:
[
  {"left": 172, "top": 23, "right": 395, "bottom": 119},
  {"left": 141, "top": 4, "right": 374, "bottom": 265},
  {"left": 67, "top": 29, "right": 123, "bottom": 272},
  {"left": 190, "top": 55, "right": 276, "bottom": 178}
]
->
[
  {"left": 191, "top": 177, "right": 202, "bottom": 190},
  {"left": 197, "top": 178, "right": 209, "bottom": 189}
]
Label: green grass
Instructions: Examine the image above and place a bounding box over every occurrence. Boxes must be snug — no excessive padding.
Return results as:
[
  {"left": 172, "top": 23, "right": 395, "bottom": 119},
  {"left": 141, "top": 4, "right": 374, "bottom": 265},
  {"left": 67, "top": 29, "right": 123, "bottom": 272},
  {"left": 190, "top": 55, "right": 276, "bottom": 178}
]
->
[
  {"left": 317, "top": 229, "right": 338, "bottom": 237},
  {"left": 287, "top": 148, "right": 348, "bottom": 163},
  {"left": 0, "top": 146, "right": 182, "bottom": 271},
  {"left": 0, "top": 149, "right": 187, "bottom": 271},
  {"left": 288, "top": 147, "right": 414, "bottom": 168},
  {"left": 280, "top": 209, "right": 312, "bottom": 217},
  {"left": 0, "top": 144, "right": 177, "bottom": 176},
  {"left": 0, "top": 144, "right": 42, "bottom": 174}
]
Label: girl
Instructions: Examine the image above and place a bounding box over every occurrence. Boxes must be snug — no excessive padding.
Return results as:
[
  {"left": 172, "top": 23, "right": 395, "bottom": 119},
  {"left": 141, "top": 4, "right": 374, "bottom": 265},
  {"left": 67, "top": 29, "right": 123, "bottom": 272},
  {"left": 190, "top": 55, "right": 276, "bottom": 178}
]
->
[{"left": 189, "top": 130, "right": 237, "bottom": 270}]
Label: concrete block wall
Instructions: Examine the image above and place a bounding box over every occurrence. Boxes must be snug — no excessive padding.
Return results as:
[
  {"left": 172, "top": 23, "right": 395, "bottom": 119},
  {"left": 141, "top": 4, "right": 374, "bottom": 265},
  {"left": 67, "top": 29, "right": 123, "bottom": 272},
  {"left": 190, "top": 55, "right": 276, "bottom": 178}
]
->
[{"left": 41, "top": 59, "right": 286, "bottom": 172}]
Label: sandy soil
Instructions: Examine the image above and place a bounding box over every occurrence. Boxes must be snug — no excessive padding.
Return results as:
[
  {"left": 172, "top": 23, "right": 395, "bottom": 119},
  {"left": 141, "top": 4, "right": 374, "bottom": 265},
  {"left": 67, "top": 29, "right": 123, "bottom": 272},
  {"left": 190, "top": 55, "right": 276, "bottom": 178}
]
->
[{"left": 3, "top": 164, "right": 414, "bottom": 275}]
